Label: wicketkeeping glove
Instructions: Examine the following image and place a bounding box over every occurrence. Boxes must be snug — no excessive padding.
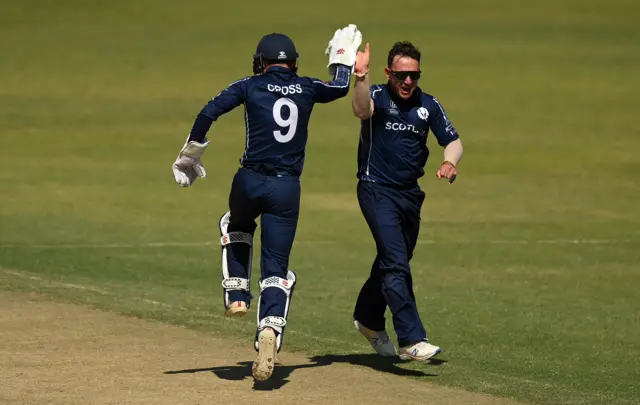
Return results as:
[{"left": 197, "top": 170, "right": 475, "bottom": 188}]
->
[
  {"left": 172, "top": 139, "right": 209, "bottom": 187},
  {"left": 325, "top": 24, "right": 363, "bottom": 73}
]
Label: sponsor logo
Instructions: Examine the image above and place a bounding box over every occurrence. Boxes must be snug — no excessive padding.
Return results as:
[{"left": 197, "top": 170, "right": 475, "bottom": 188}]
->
[
  {"left": 385, "top": 122, "right": 424, "bottom": 135},
  {"left": 446, "top": 124, "right": 457, "bottom": 135},
  {"left": 278, "top": 51, "right": 287, "bottom": 60},
  {"left": 389, "top": 100, "right": 399, "bottom": 115}
]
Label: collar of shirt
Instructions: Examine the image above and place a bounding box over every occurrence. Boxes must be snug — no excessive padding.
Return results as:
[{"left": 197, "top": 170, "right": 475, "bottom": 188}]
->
[{"left": 264, "top": 66, "right": 296, "bottom": 75}]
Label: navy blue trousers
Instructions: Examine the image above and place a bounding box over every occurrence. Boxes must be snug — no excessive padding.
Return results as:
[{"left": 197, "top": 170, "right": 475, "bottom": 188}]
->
[
  {"left": 353, "top": 180, "right": 428, "bottom": 347},
  {"left": 224, "top": 165, "right": 300, "bottom": 322}
]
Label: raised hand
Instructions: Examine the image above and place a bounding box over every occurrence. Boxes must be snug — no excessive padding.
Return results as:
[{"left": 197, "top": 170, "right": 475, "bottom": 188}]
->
[{"left": 355, "top": 42, "right": 370, "bottom": 76}]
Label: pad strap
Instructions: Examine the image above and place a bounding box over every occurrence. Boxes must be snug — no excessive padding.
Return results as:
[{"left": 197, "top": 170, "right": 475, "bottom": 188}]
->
[
  {"left": 259, "top": 276, "right": 294, "bottom": 296},
  {"left": 259, "top": 316, "right": 287, "bottom": 334},
  {"left": 221, "top": 277, "right": 250, "bottom": 291},
  {"left": 220, "top": 232, "right": 253, "bottom": 246}
]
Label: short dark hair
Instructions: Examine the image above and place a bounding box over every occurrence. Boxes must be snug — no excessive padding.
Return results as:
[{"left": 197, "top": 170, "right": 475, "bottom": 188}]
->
[{"left": 387, "top": 41, "right": 421, "bottom": 68}]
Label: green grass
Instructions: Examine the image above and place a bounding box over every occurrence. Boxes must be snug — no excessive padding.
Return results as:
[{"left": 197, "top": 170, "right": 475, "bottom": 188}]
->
[{"left": 1, "top": 0, "right": 639, "bottom": 404}]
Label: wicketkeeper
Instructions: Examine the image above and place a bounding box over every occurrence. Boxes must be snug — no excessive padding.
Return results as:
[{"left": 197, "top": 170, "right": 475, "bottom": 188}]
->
[{"left": 172, "top": 25, "right": 363, "bottom": 381}]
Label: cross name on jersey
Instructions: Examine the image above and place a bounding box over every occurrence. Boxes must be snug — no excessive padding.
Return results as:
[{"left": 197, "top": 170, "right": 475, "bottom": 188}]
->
[{"left": 267, "top": 83, "right": 303, "bottom": 95}]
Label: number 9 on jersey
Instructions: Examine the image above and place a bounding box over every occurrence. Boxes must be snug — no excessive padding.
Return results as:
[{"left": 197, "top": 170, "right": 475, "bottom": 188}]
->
[{"left": 272, "top": 98, "right": 298, "bottom": 143}]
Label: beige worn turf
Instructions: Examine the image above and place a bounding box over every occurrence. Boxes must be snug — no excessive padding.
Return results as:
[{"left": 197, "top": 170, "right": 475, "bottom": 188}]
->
[{"left": 0, "top": 291, "right": 525, "bottom": 405}]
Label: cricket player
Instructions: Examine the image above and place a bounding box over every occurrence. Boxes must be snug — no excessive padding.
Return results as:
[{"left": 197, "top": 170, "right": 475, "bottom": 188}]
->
[
  {"left": 171, "top": 26, "right": 362, "bottom": 381},
  {"left": 350, "top": 41, "right": 463, "bottom": 361}
]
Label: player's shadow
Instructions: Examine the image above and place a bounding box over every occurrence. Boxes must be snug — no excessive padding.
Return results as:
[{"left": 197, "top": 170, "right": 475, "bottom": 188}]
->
[
  {"left": 165, "top": 354, "right": 445, "bottom": 389},
  {"left": 309, "top": 353, "right": 445, "bottom": 377},
  {"left": 164, "top": 359, "right": 332, "bottom": 390}
]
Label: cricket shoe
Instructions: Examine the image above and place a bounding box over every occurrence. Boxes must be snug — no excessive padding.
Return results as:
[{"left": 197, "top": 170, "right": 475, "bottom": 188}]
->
[
  {"left": 252, "top": 328, "right": 277, "bottom": 381},
  {"left": 224, "top": 301, "right": 248, "bottom": 317},
  {"left": 353, "top": 319, "right": 398, "bottom": 356},
  {"left": 398, "top": 341, "right": 441, "bottom": 362}
]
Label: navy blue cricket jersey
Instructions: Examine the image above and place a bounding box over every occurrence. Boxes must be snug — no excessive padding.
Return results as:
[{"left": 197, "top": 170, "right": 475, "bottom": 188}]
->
[
  {"left": 357, "top": 84, "right": 460, "bottom": 188},
  {"left": 188, "top": 65, "right": 351, "bottom": 176}
]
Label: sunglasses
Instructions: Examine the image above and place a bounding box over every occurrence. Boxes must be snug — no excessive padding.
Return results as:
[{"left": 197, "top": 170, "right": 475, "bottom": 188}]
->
[{"left": 390, "top": 70, "right": 421, "bottom": 81}]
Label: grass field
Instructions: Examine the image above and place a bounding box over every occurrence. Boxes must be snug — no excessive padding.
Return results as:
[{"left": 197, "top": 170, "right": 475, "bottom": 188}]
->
[{"left": 1, "top": 1, "right": 639, "bottom": 404}]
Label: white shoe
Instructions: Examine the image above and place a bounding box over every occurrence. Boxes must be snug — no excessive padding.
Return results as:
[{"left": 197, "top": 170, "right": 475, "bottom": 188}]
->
[
  {"left": 252, "top": 328, "right": 277, "bottom": 381},
  {"left": 353, "top": 319, "right": 398, "bottom": 357},
  {"left": 398, "top": 341, "right": 441, "bottom": 361},
  {"left": 224, "top": 301, "right": 248, "bottom": 317}
]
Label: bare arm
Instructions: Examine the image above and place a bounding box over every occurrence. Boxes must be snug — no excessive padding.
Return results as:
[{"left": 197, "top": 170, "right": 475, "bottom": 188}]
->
[
  {"left": 352, "top": 73, "right": 374, "bottom": 119},
  {"left": 436, "top": 138, "right": 463, "bottom": 183},
  {"left": 443, "top": 138, "right": 463, "bottom": 166},
  {"left": 352, "top": 43, "right": 374, "bottom": 120}
]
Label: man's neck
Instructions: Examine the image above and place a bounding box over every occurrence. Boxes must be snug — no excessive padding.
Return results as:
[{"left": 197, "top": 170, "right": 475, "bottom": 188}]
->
[{"left": 264, "top": 64, "right": 290, "bottom": 72}]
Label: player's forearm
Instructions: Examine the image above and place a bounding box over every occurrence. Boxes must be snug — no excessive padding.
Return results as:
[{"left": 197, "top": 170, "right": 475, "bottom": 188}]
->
[
  {"left": 352, "top": 73, "right": 372, "bottom": 119},
  {"left": 187, "top": 113, "right": 213, "bottom": 143},
  {"left": 443, "top": 139, "right": 463, "bottom": 166}
]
